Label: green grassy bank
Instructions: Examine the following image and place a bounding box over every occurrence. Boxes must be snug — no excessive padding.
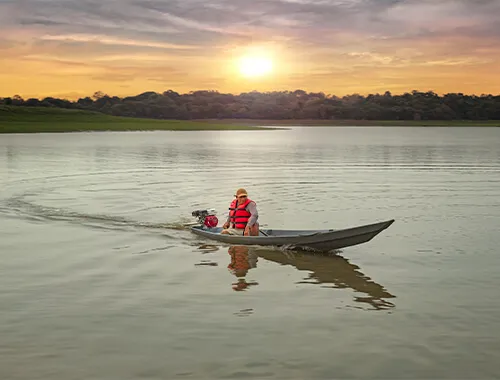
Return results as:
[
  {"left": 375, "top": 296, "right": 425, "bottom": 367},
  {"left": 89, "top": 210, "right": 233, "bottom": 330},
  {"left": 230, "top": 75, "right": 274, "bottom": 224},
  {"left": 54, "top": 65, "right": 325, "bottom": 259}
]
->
[
  {"left": 195, "top": 118, "right": 500, "bottom": 127},
  {"left": 0, "top": 106, "right": 266, "bottom": 133},
  {"left": 2, "top": 106, "right": 498, "bottom": 133}
]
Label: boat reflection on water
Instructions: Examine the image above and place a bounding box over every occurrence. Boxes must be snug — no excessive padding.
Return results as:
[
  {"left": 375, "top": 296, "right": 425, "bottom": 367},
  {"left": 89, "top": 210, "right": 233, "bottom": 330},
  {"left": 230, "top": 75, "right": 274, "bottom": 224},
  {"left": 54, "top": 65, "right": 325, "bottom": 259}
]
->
[
  {"left": 256, "top": 249, "right": 396, "bottom": 311},
  {"left": 195, "top": 243, "right": 396, "bottom": 310}
]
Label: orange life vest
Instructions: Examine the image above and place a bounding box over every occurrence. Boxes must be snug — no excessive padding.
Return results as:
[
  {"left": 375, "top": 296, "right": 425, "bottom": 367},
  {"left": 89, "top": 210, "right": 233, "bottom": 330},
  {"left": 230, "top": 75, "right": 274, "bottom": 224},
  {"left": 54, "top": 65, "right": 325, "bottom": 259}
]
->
[
  {"left": 228, "top": 246, "right": 250, "bottom": 276},
  {"left": 229, "top": 198, "right": 254, "bottom": 229}
]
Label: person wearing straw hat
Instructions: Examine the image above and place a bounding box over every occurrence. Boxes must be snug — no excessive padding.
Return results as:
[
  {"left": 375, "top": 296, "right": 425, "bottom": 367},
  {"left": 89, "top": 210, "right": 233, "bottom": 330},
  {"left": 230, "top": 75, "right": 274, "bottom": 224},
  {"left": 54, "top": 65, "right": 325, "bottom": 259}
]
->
[{"left": 221, "top": 188, "right": 259, "bottom": 236}]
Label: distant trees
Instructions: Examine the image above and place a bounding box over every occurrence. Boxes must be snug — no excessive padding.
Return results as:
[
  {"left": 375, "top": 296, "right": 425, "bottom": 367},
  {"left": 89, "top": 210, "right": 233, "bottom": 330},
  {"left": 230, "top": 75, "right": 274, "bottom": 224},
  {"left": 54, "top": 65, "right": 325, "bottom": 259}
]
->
[{"left": 1, "top": 89, "right": 499, "bottom": 120}]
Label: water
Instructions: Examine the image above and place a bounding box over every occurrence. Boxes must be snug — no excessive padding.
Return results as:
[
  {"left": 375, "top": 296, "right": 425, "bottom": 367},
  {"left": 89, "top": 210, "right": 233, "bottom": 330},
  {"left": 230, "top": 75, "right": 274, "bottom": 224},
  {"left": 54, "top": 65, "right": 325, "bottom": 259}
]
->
[{"left": 1, "top": 126, "right": 500, "bottom": 379}]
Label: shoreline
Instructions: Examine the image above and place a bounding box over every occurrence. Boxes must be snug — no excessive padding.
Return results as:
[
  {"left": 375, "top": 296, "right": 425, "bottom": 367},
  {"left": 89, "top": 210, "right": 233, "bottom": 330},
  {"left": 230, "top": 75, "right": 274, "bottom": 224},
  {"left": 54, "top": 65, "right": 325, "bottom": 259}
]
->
[
  {"left": 194, "top": 118, "right": 500, "bottom": 127},
  {"left": 2, "top": 119, "right": 498, "bottom": 133},
  {"left": 0, "top": 106, "right": 269, "bottom": 133},
  {"left": 1, "top": 107, "right": 499, "bottom": 133},
  {"left": 0, "top": 122, "right": 271, "bottom": 133}
]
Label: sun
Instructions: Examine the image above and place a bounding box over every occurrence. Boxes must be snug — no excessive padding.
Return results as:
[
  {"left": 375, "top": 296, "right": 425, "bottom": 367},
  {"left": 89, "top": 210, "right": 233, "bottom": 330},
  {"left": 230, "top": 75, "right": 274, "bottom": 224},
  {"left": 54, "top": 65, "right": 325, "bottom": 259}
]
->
[{"left": 238, "top": 55, "right": 273, "bottom": 78}]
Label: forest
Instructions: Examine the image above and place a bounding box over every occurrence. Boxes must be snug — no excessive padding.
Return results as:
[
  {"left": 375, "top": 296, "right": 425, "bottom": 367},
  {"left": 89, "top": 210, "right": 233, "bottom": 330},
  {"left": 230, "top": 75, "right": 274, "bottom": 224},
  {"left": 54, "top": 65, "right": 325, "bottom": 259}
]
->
[{"left": 2, "top": 89, "right": 500, "bottom": 121}]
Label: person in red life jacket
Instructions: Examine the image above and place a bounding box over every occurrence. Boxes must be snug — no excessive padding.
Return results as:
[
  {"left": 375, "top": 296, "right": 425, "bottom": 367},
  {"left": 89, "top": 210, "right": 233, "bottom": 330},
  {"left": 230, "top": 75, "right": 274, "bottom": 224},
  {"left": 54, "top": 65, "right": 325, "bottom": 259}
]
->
[{"left": 221, "top": 188, "right": 259, "bottom": 236}]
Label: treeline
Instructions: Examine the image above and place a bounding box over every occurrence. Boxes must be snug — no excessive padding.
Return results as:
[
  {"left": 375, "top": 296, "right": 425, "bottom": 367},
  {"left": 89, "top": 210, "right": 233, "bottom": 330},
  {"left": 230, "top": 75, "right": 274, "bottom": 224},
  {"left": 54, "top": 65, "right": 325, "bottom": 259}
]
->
[{"left": 2, "top": 89, "right": 500, "bottom": 120}]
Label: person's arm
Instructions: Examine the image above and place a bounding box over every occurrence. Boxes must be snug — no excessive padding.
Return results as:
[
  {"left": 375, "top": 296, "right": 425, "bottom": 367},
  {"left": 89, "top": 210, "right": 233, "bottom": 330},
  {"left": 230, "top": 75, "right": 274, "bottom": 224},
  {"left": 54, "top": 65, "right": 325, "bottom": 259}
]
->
[
  {"left": 223, "top": 213, "right": 231, "bottom": 228},
  {"left": 246, "top": 202, "right": 258, "bottom": 227}
]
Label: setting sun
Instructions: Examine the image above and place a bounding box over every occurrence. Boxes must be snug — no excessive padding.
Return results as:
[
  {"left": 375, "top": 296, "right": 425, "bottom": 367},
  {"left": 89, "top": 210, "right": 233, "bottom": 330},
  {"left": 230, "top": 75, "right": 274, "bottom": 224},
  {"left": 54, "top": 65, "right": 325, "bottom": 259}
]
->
[{"left": 238, "top": 56, "right": 273, "bottom": 78}]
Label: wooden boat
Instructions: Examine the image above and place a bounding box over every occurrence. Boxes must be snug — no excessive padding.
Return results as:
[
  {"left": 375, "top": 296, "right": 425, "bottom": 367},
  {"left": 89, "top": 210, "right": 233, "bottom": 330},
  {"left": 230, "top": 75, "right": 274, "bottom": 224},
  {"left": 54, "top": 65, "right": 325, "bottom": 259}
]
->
[{"left": 190, "top": 219, "right": 395, "bottom": 252}]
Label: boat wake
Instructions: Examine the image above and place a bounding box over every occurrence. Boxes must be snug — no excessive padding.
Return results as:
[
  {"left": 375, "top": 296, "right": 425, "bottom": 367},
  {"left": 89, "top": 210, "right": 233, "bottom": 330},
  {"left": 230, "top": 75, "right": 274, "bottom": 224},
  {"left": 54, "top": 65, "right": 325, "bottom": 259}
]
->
[{"left": 1, "top": 194, "right": 191, "bottom": 234}]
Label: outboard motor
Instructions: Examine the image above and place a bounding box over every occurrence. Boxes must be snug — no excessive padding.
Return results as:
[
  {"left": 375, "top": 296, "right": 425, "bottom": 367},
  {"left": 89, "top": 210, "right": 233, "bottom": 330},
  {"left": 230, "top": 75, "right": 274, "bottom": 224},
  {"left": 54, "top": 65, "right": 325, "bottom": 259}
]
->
[{"left": 191, "top": 209, "right": 218, "bottom": 228}]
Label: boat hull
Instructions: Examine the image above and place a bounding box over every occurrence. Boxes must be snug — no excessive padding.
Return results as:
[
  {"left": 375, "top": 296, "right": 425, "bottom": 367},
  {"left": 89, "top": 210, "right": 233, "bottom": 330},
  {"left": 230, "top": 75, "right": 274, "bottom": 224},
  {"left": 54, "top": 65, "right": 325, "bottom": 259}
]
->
[{"left": 190, "top": 219, "right": 395, "bottom": 252}]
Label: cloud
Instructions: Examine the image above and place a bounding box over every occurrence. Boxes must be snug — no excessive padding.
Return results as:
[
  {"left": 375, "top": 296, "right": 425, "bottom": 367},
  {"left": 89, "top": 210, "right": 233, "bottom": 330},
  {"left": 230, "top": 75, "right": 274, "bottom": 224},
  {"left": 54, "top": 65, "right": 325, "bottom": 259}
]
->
[
  {"left": 3, "top": 0, "right": 500, "bottom": 50},
  {"left": 1, "top": 0, "right": 499, "bottom": 97},
  {"left": 38, "top": 33, "right": 196, "bottom": 50}
]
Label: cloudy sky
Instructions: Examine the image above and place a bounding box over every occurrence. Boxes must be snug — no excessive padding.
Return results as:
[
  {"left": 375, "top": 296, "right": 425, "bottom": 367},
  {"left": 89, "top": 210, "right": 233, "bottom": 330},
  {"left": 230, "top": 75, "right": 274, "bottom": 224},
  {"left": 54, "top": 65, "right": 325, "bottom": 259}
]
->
[{"left": 1, "top": 0, "right": 499, "bottom": 99}]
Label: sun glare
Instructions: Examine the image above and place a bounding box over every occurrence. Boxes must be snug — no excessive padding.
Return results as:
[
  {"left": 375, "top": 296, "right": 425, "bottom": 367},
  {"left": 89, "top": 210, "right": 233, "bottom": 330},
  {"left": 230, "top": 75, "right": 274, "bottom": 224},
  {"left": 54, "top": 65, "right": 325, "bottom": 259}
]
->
[{"left": 238, "top": 55, "right": 273, "bottom": 78}]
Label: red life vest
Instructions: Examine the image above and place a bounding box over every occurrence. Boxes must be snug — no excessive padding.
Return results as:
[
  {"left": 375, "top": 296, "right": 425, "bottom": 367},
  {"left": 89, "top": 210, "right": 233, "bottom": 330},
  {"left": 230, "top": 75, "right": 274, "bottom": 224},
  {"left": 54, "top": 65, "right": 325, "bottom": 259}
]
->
[{"left": 229, "top": 198, "right": 254, "bottom": 229}]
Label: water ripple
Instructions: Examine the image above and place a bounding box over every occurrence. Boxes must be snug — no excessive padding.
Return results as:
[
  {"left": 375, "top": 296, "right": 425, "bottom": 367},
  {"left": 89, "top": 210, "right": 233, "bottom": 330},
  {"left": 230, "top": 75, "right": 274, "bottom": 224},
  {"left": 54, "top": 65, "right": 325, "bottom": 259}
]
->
[{"left": 1, "top": 127, "right": 500, "bottom": 379}]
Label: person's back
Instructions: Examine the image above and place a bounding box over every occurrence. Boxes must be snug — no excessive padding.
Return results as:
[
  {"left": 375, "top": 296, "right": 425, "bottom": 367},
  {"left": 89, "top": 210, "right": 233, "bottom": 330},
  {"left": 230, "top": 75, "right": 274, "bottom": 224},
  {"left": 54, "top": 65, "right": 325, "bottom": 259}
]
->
[{"left": 221, "top": 188, "right": 259, "bottom": 236}]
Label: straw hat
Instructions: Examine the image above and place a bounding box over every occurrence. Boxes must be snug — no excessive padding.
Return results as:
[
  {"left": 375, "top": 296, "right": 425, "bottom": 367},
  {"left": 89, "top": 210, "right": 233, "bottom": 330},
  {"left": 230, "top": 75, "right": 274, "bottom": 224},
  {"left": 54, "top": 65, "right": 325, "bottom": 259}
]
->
[{"left": 235, "top": 188, "right": 248, "bottom": 197}]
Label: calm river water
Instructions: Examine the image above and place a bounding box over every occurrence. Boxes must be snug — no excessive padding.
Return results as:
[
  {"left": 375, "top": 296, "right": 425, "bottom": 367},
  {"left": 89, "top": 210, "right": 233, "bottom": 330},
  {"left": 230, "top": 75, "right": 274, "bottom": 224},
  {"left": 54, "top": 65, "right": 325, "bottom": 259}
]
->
[{"left": 1, "top": 126, "right": 500, "bottom": 379}]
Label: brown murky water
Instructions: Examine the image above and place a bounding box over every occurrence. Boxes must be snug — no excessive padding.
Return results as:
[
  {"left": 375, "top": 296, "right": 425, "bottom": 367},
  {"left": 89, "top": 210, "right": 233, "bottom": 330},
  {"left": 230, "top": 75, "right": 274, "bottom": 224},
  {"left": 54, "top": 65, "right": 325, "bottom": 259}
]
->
[{"left": 1, "top": 126, "right": 500, "bottom": 379}]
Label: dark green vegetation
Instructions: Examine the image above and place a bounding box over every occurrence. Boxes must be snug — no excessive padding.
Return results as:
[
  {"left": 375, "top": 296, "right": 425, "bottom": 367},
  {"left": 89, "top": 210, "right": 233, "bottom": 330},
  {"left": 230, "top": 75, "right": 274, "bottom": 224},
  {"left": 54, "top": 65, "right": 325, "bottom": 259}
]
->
[
  {"left": 2, "top": 89, "right": 500, "bottom": 122},
  {"left": 198, "top": 118, "right": 500, "bottom": 127},
  {"left": 0, "top": 106, "right": 265, "bottom": 133}
]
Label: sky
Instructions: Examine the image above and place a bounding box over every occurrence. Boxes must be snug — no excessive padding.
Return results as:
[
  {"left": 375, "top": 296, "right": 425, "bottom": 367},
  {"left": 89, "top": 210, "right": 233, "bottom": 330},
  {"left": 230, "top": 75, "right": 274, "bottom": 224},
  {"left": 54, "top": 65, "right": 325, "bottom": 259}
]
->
[{"left": 1, "top": 0, "right": 500, "bottom": 99}]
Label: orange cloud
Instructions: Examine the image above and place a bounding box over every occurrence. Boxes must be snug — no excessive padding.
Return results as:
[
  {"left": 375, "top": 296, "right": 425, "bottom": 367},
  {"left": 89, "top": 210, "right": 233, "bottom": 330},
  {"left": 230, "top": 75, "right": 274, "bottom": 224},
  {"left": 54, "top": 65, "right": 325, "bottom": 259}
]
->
[{"left": 1, "top": 0, "right": 499, "bottom": 99}]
